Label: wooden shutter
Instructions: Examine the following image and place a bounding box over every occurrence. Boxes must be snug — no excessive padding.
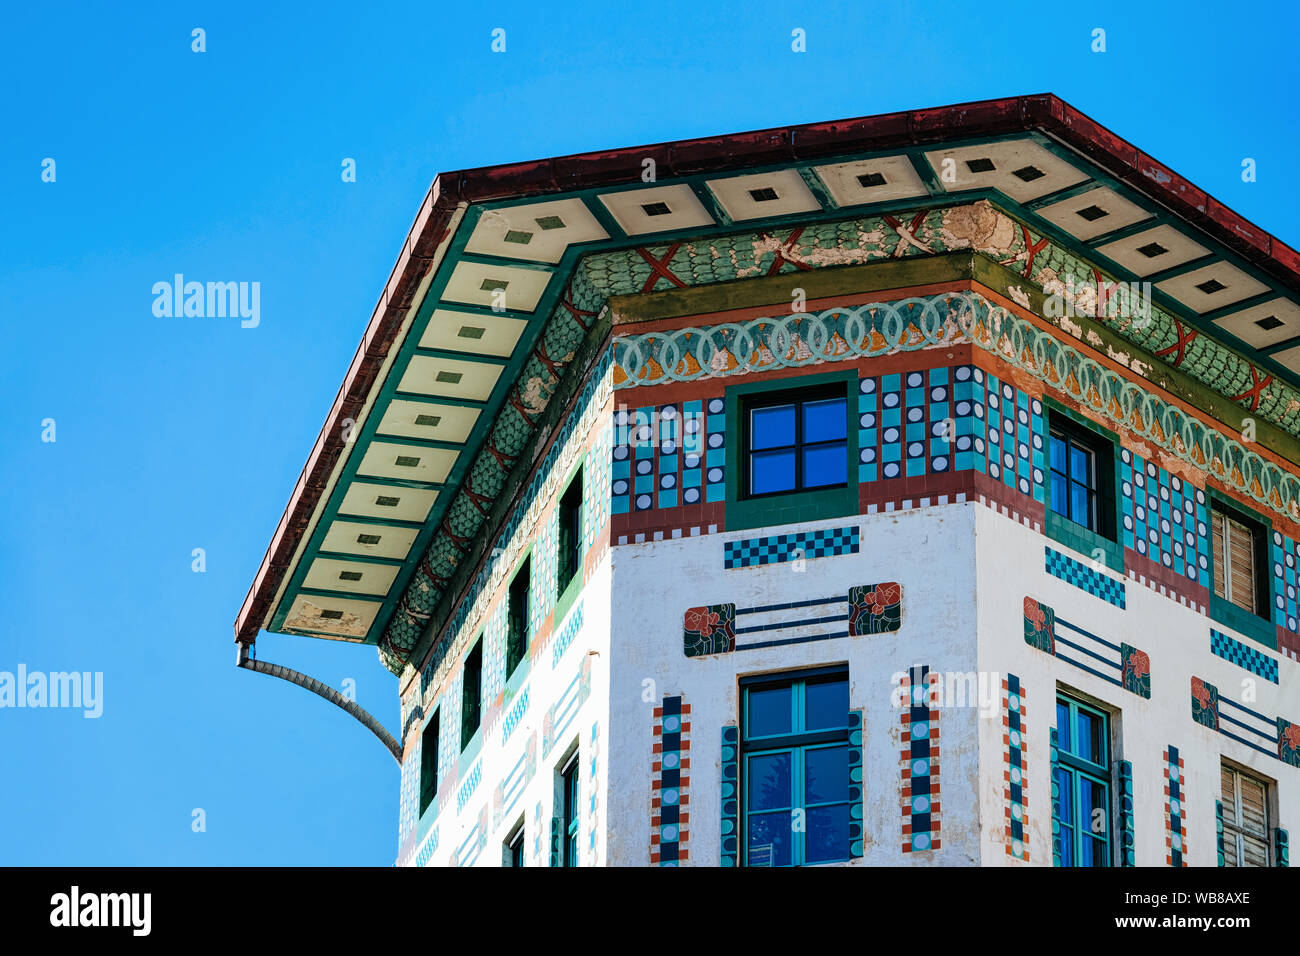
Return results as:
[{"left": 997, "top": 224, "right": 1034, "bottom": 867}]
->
[{"left": 1211, "top": 509, "right": 1258, "bottom": 613}]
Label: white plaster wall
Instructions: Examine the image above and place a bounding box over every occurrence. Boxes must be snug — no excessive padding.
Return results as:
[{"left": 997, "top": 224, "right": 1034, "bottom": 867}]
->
[
  {"left": 973, "top": 504, "right": 1299, "bottom": 866},
  {"left": 606, "top": 504, "right": 984, "bottom": 866},
  {"left": 408, "top": 552, "right": 612, "bottom": 867}
]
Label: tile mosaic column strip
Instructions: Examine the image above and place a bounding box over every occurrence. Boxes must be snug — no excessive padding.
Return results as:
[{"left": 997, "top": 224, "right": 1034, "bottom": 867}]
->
[
  {"left": 548, "top": 816, "right": 561, "bottom": 868},
  {"left": 1163, "top": 746, "right": 1187, "bottom": 867},
  {"left": 1117, "top": 759, "right": 1135, "bottom": 867},
  {"left": 1275, "top": 828, "right": 1290, "bottom": 867},
  {"left": 1045, "top": 546, "right": 1127, "bottom": 608},
  {"left": 1050, "top": 728, "right": 1062, "bottom": 867},
  {"left": 724, "top": 525, "right": 859, "bottom": 570},
  {"left": 1003, "top": 674, "right": 1029, "bottom": 861},
  {"left": 720, "top": 724, "right": 739, "bottom": 867},
  {"left": 651, "top": 696, "right": 691, "bottom": 866},
  {"left": 1210, "top": 628, "right": 1280, "bottom": 683},
  {"left": 901, "top": 667, "right": 941, "bottom": 853},
  {"left": 848, "top": 709, "right": 864, "bottom": 859}
]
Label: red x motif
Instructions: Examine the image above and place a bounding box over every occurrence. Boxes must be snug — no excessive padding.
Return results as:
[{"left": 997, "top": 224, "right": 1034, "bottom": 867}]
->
[
  {"left": 1231, "top": 365, "right": 1273, "bottom": 412},
  {"left": 636, "top": 243, "right": 687, "bottom": 294},
  {"left": 1154, "top": 319, "right": 1198, "bottom": 369},
  {"left": 764, "top": 226, "right": 811, "bottom": 276},
  {"left": 1019, "top": 224, "right": 1051, "bottom": 279}
]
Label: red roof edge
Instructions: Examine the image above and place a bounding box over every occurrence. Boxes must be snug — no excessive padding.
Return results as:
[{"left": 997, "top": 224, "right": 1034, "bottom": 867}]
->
[{"left": 235, "top": 93, "right": 1300, "bottom": 646}]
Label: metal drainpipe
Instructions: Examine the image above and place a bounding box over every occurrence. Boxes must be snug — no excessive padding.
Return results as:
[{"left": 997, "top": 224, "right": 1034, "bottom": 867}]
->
[{"left": 237, "top": 642, "right": 402, "bottom": 764}]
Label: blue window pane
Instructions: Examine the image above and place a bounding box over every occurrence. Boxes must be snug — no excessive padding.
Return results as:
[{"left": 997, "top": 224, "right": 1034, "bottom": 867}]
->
[
  {"left": 750, "top": 404, "right": 795, "bottom": 451},
  {"left": 804, "top": 746, "right": 848, "bottom": 805},
  {"left": 803, "top": 398, "right": 846, "bottom": 444},
  {"left": 751, "top": 449, "right": 796, "bottom": 495},
  {"left": 805, "top": 804, "right": 850, "bottom": 863},
  {"left": 802, "top": 442, "right": 846, "bottom": 488},
  {"left": 1056, "top": 701, "right": 1070, "bottom": 751},
  {"left": 746, "top": 752, "right": 792, "bottom": 811},
  {"left": 747, "top": 685, "right": 793, "bottom": 737},
  {"left": 1049, "top": 434, "right": 1066, "bottom": 474},
  {"left": 747, "top": 812, "right": 792, "bottom": 866},
  {"left": 804, "top": 678, "right": 848, "bottom": 731},
  {"left": 1084, "top": 779, "right": 1108, "bottom": 837},
  {"left": 1069, "top": 443, "right": 1091, "bottom": 483},
  {"left": 1050, "top": 475, "right": 1068, "bottom": 517},
  {"left": 1070, "top": 481, "right": 1090, "bottom": 526},
  {"left": 1086, "top": 836, "right": 1108, "bottom": 867},
  {"left": 1059, "top": 824, "right": 1075, "bottom": 867},
  {"left": 1075, "top": 710, "right": 1105, "bottom": 765}
]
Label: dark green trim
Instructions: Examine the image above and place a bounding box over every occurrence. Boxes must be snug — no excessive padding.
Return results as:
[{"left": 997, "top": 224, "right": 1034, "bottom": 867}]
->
[
  {"left": 724, "top": 369, "right": 859, "bottom": 533},
  {"left": 1042, "top": 398, "right": 1125, "bottom": 574},
  {"left": 1204, "top": 488, "right": 1277, "bottom": 650}
]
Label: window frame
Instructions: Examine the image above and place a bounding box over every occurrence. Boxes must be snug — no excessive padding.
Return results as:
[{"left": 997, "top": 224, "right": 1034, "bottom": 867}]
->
[
  {"left": 739, "top": 665, "right": 851, "bottom": 867},
  {"left": 1221, "top": 762, "right": 1272, "bottom": 867},
  {"left": 1054, "top": 693, "right": 1113, "bottom": 868},
  {"left": 557, "top": 467, "right": 584, "bottom": 596},
  {"left": 505, "top": 557, "right": 531, "bottom": 679},
  {"left": 742, "top": 384, "right": 849, "bottom": 500},
  {"left": 418, "top": 708, "right": 440, "bottom": 817},
  {"left": 505, "top": 818, "right": 526, "bottom": 867},
  {"left": 561, "top": 752, "right": 580, "bottom": 867},
  {"left": 724, "top": 370, "right": 859, "bottom": 533},
  {"left": 460, "top": 637, "right": 483, "bottom": 752},
  {"left": 1043, "top": 401, "right": 1122, "bottom": 573},
  {"left": 1205, "top": 490, "right": 1276, "bottom": 649}
]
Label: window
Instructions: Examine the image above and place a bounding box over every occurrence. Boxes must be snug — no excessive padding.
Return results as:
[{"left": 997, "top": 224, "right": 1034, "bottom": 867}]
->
[
  {"left": 558, "top": 470, "right": 583, "bottom": 595},
  {"left": 418, "top": 710, "right": 439, "bottom": 816},
  {"left": 506, "top": 823, "right": 525, "bottom": 867},
  {"left": 1054, "top": 694, "right": 1112, "bottom": 867},
  {"left": 1221, "top": 764, "right": 1271, "bottom": 866},
  {"left": 461, "top": 639, "right": 482, "bottom": 750},
  {"left": 506, "top": 561, "right": 530, "bottom": 677},
  {"left": 1048, "top": 418, "right": 1113, "bottom": 535},
  {"left": 1211, "top": 505, "right": 1267, "bottom": 617},
  {"left": 743, "top": 386, "right": 847, "bottom": 497},
  {"left": 741, "top": 667, "right": 851, "bottom": 866},
  {"left": 561, "top": 754, "right": 580, "bottom": 867}
]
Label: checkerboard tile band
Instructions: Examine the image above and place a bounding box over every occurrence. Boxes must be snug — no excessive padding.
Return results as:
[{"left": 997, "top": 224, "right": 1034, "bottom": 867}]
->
[
  {"left": 1045, "top": 546, "right": 1127, "bottom": 608},
  {"left": 1210, "top": 628, "right": 1280, "bottom": 683},
  {"left": 724, "top": 525, "right": 859, "bottom": 569}
]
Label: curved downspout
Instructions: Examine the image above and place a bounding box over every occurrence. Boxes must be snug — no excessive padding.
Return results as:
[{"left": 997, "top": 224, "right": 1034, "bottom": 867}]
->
[{"left": 237, "top": 642, "right": 402, "bottom": 764}]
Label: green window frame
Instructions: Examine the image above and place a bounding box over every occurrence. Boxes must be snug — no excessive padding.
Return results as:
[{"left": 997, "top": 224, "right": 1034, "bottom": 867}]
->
[
  {"left": 506, "top": 559, "right": 531, "bottom": 678},
  {"left": 740, "top": 666, "right": 851, "bottom": 867},
  {"left": 460, "top": 638, "right": 483, "bottom": 751},
  {"left": 561, "top": 754, "right": 580, "bottom": 867},
  {"left": 1206, "top": 490, "right": 1276, "bottom": 649},
  {"left": 1044, "top": 402, "right": 1122, "bottom": 573},
  {"left": 557, "top": 468, "right": 583, "bottom": 596},
  {"left": 1054, "top": 694, "right": 1112, "bottom": 867},
  {"left": 725, "top": 370, "right": 859, "bottom": 533},
  {"left": 1221, "top": 763, "right": 1272, "bottom": 867},
  {"left": 506, "top": 822, "right": 526, "bottom": 867},
  {"left": 418, "top": 709, "right": 439, "bottom": 816}
]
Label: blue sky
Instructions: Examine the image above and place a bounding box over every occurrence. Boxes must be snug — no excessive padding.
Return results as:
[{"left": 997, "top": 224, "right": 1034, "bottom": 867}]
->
[{"left": 1, "top": 0, "right": 1295, "bottom": 865}]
